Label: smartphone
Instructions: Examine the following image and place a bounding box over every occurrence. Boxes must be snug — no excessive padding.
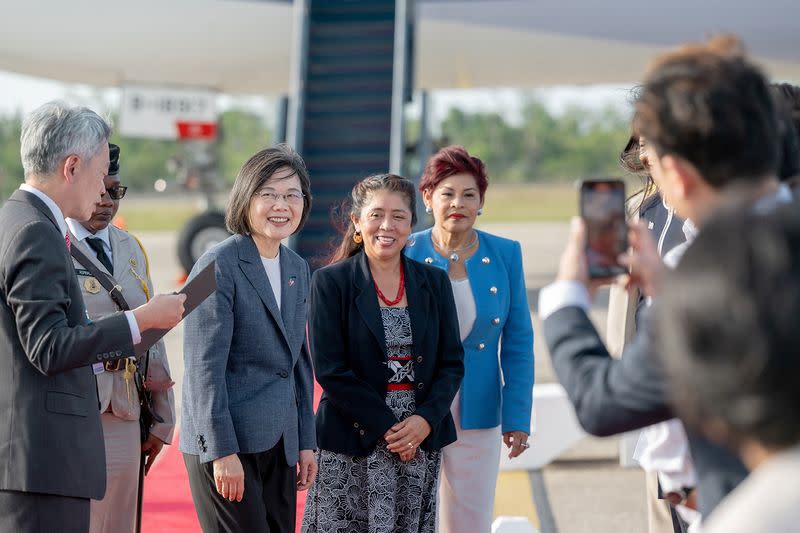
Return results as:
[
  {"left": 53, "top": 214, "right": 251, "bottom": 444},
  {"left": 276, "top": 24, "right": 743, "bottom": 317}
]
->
[{"left": 579, "top": 179, "right": 628, "bottom": 278}]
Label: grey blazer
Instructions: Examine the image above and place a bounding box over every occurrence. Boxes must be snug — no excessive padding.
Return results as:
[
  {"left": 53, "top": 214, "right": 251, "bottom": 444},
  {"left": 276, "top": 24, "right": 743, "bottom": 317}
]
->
[
  {"left": 180, "top": 234, "right": 316, "bottom": 466},
  {"left": 0, "top": 190, "right": 134, "bottom": 500}
]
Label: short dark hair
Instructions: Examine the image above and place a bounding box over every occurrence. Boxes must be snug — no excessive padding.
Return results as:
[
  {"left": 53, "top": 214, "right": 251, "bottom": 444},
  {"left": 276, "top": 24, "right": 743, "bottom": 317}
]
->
[
  {"left": 419, "top": 145, "right": 489, "bottom": 200},
  {"left": 225, "top": 144, "right": 312, "bottom": 235},
  {"left": 634, "top": 36, "right": 779, "bottom": 189},
  {"left": 658, "top": 206, "right": 800, "bottom": 449}
]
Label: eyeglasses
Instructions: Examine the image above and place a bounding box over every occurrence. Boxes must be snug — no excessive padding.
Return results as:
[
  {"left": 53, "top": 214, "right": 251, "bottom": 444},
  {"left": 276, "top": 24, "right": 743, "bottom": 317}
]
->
[
  {"left": 105, "top": 185, "right": 128, "bottom": 200},
  {"left": 256, "top": 190, "right": 305, "bottom": 205}
]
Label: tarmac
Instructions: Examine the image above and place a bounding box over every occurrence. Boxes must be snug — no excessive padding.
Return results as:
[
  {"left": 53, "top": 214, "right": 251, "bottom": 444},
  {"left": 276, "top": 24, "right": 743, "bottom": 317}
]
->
[{"left": 138, "top": 220, "right": 647, "bottom": 533}]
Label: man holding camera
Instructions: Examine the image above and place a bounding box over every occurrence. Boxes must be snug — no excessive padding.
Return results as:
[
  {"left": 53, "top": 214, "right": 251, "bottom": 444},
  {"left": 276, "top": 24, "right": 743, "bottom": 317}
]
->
[{"left": 539, "top": 36, "right": 790, "bottom": 519}]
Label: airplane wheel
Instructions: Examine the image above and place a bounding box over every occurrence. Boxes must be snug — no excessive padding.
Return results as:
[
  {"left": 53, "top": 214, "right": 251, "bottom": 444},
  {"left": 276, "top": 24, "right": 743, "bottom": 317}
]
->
[{"left": 177, "top": 211, "right": 230, "bottom": 273}]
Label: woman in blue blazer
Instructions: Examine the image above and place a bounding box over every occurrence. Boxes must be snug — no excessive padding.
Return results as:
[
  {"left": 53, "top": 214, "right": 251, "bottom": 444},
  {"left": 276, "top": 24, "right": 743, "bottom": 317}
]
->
[
  {"left": 181, "top": 145, "right": 317, "bottom": 533},
  {"left": 405, "top": 146, "right": 535, "bottom": 533}
]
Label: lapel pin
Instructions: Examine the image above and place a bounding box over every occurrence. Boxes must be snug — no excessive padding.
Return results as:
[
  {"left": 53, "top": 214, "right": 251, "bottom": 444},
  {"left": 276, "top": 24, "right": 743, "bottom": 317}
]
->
[{"left": 288, "top": 276, "right": 296, "bottom": 287}]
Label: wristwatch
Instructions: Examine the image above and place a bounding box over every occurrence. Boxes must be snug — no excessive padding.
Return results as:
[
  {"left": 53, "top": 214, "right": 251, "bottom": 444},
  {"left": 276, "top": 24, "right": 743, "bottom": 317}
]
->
[{"left": 664, "top": 486, "right": 694, "bottom": 507}]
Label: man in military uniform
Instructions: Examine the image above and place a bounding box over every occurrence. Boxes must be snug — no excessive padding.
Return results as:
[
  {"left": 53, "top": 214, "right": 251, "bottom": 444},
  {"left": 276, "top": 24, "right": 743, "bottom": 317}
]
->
[{"left": 66, "top": 144, "right": 176, "bottom": 533}]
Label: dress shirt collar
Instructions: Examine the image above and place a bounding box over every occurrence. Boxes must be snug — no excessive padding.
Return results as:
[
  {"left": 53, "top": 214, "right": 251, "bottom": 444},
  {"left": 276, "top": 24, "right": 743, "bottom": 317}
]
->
[
  {"left": 66, "top": 217, "right": 111, "bottom": 248},
  {"left": 19, "top": 183, "right": 68, "bottom": 239}
]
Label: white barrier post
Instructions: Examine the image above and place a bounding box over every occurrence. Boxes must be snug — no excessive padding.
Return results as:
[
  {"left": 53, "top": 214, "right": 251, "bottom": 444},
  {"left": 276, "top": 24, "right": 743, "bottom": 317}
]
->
[
  {"left": 499, "top": 383, "right": 586, "bottom": 471},
  {"left": 492, "top": 516, "right": 540, "bottom": 533}
]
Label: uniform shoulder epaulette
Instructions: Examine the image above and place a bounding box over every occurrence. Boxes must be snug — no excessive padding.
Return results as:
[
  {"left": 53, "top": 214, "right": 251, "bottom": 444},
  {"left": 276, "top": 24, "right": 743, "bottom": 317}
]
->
[{"left": 129, "top": 233, "right": 151, "bottom": 278}]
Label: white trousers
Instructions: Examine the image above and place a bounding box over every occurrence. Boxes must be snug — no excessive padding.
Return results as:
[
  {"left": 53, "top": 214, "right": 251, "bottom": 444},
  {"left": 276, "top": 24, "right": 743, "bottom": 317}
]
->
[
  {"left": 90, "top": 412, "right": 141, "bottom": 533},
  {"left": 438, "top": 392, "right": 502, "bottom": 533}
]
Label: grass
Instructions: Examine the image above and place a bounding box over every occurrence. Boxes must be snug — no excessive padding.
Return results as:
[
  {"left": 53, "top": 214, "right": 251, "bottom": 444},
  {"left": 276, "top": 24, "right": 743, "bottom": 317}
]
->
[
  {"left": 481, "top": 183, "right": 579, "bottom": 223},
  {"left": 116, "top": 200, "right": 203, "bottom": 233},
  {"left": 114, "top": 183, "right": 582, "bottom": 232}
]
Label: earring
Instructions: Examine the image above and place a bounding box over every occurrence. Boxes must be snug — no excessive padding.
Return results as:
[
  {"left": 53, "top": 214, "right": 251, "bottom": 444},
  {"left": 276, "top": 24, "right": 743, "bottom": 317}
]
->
[
  {"left": 353, "top": 231, "right": 363, "bottom": 244},
  {"left": 477, "top": 208, "right": 483, "bottom": 216},
  {"left": 425, "top": 206, "right": 432, "bottom": 214}
]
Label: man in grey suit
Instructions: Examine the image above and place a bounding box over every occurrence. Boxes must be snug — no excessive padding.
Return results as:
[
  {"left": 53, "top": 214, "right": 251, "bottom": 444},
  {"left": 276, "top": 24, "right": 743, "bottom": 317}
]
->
[
  {"left": 0, "top": 101, "right": 186, "bottom": 532},
  {"left": 539, "top": 37, "right": 790, "bottom": 518}
]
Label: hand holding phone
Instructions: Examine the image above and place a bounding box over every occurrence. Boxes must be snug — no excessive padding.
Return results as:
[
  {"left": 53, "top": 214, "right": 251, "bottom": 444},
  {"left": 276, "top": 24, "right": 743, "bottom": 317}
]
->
[{"left": 579, "top": 179, "right": 628, "bottom": 278}]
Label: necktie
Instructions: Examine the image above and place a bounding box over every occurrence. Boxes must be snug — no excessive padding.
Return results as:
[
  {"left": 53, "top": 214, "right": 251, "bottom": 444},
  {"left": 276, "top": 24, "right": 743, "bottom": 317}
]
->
[
  {"left": 86, "top": 237, "right": 113, "bottom": 274},
  {"left": 65, "top": 232, "right": 71, "bottom": 252}
]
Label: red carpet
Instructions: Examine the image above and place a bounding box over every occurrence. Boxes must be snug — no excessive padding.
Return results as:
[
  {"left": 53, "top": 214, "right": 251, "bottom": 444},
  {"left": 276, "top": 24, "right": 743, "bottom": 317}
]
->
[{"left": 142, "top": 383, "right": 321, "bottom": 532}]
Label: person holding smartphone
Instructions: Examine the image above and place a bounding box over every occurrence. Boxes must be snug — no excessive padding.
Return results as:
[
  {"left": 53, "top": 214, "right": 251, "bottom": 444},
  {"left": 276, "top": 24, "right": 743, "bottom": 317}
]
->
[
  {"left": 405, "top": 145, "right": 534, "bottom": 533},
  {"left": 538, "top": 36, "right": 785, "bottom": 520}
]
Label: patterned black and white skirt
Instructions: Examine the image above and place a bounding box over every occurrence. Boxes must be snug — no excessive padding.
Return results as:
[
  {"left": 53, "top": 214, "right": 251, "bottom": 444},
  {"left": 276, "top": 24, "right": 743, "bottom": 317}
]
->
[{"left": 301, "top": 390, "right": 442, "bottom": 533}]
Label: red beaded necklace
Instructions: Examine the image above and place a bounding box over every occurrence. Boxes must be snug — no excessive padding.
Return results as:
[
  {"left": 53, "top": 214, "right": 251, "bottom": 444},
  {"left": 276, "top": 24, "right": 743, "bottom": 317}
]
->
[{"left": 374, "top": 264, "right": 405, "bottom": 306}]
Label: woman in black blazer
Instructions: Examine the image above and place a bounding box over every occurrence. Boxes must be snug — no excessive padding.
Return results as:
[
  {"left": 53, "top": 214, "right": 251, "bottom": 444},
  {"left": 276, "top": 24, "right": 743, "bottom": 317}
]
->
[{"left": 301, "top": 174, "right": 464, "bottom": 533}]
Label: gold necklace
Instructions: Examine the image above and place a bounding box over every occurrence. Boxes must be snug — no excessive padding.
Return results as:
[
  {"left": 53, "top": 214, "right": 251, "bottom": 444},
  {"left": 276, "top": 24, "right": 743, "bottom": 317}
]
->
[{"left": 433, "top": 231, "right": 478, "bottom": 262}]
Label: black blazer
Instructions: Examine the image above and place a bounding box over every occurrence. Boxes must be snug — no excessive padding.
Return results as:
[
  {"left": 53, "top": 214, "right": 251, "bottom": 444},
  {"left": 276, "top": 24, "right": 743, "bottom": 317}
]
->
[
  {"left": 544, "top": 305, "right": 747, "bottom": 515},
  {"left": 309, "top": 251, "right": 464, "bottom": 456}
]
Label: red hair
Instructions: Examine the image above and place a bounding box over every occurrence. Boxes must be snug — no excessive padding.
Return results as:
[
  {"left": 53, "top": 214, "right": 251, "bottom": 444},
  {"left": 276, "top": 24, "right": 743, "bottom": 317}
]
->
[{"left": 419, "top": 145, "right": 489, "bottom": 199}]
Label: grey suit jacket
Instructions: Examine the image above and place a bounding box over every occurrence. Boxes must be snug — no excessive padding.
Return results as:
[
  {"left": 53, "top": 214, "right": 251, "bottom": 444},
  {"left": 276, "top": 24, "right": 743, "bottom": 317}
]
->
[
  {"left": 544, "top": 305, "right": 747, "bottom": 515},
  {"left": 0, "top": 190, "right": 134, "bottom": 499},
  {"left": 180, "top": 234, "right": 316, "bottom": 465}
]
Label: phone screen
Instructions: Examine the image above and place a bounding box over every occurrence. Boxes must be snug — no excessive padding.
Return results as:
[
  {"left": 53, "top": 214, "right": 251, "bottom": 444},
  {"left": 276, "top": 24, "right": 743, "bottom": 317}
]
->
[{"left": 580, "top": 179, "right": 627, "bottom": 278}]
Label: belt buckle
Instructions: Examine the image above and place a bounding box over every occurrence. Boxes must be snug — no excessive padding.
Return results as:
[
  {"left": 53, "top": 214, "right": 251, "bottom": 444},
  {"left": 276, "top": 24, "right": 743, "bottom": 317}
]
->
[{"left": 103, "top": 359, "right": 126, "bottom": 372}]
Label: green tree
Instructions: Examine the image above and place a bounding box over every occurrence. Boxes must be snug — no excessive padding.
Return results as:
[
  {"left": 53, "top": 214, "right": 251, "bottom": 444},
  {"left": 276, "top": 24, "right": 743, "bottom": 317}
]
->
[
  {"left": 433, "top": 98, "right": 631, "bottom": 183},
  {"left": 108, "top": 132, "right": 179, "bottom": 191},
  {"left": 439, "top": 108, "right": 527, "bottom": 182},
  {"left": 219, "top": 109, "right": 273, "bottom": 184},
  {"left": 0, "top": 113, "right": 24, "bottom": 198}
]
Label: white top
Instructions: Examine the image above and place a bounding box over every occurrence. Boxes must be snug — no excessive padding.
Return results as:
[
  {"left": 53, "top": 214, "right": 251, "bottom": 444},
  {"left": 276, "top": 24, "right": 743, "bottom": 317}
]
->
[
  {"left": 701, "top": 445, "right": 800, "bottom": 533},
  {"left": 19, "top": 184, "right": 140, "bottom": 344},
  {"left": 261, "top": 251, "right": 282, "bottom": 310},
  {"left": 66, "top": 219, "right": 113, "bottom": 263},
  {"left": 537, "top": 279, "right": 591, "bottom": 320},
  {"left": 449, "top": 277, "right": 476, "bottom": 342}
]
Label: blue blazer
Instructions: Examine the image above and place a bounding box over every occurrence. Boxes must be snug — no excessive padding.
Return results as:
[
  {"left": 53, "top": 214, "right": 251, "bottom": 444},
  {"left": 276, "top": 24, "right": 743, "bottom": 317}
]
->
[
  {"left": 180, "top": 234, "right": 316, "bottom": 465},
  {"left": 405, "top": 228, "right": 534, "bottom": 433}
]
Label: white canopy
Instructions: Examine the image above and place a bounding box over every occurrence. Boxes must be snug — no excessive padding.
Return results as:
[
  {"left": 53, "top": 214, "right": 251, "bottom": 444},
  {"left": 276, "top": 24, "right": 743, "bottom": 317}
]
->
[{"left": 1, "top": 0, "right": 798, "bottom": 94}]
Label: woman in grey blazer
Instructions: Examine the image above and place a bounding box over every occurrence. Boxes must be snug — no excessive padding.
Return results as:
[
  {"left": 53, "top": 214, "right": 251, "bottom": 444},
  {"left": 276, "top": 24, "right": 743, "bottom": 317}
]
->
[{"left": 181, "top": 145, "right": 317, "bottom": 533}]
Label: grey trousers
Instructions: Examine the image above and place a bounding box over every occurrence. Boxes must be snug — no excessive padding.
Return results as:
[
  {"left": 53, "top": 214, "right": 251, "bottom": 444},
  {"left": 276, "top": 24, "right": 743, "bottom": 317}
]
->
[{"left": 0, "top": 490, "right": 89, "bottom": 533}]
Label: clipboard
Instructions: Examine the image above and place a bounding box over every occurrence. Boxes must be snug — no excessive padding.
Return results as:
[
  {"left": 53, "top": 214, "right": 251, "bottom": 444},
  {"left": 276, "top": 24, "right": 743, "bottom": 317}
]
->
[{"left": 134, "top": 260, "right": 217, "bottom": 356}]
